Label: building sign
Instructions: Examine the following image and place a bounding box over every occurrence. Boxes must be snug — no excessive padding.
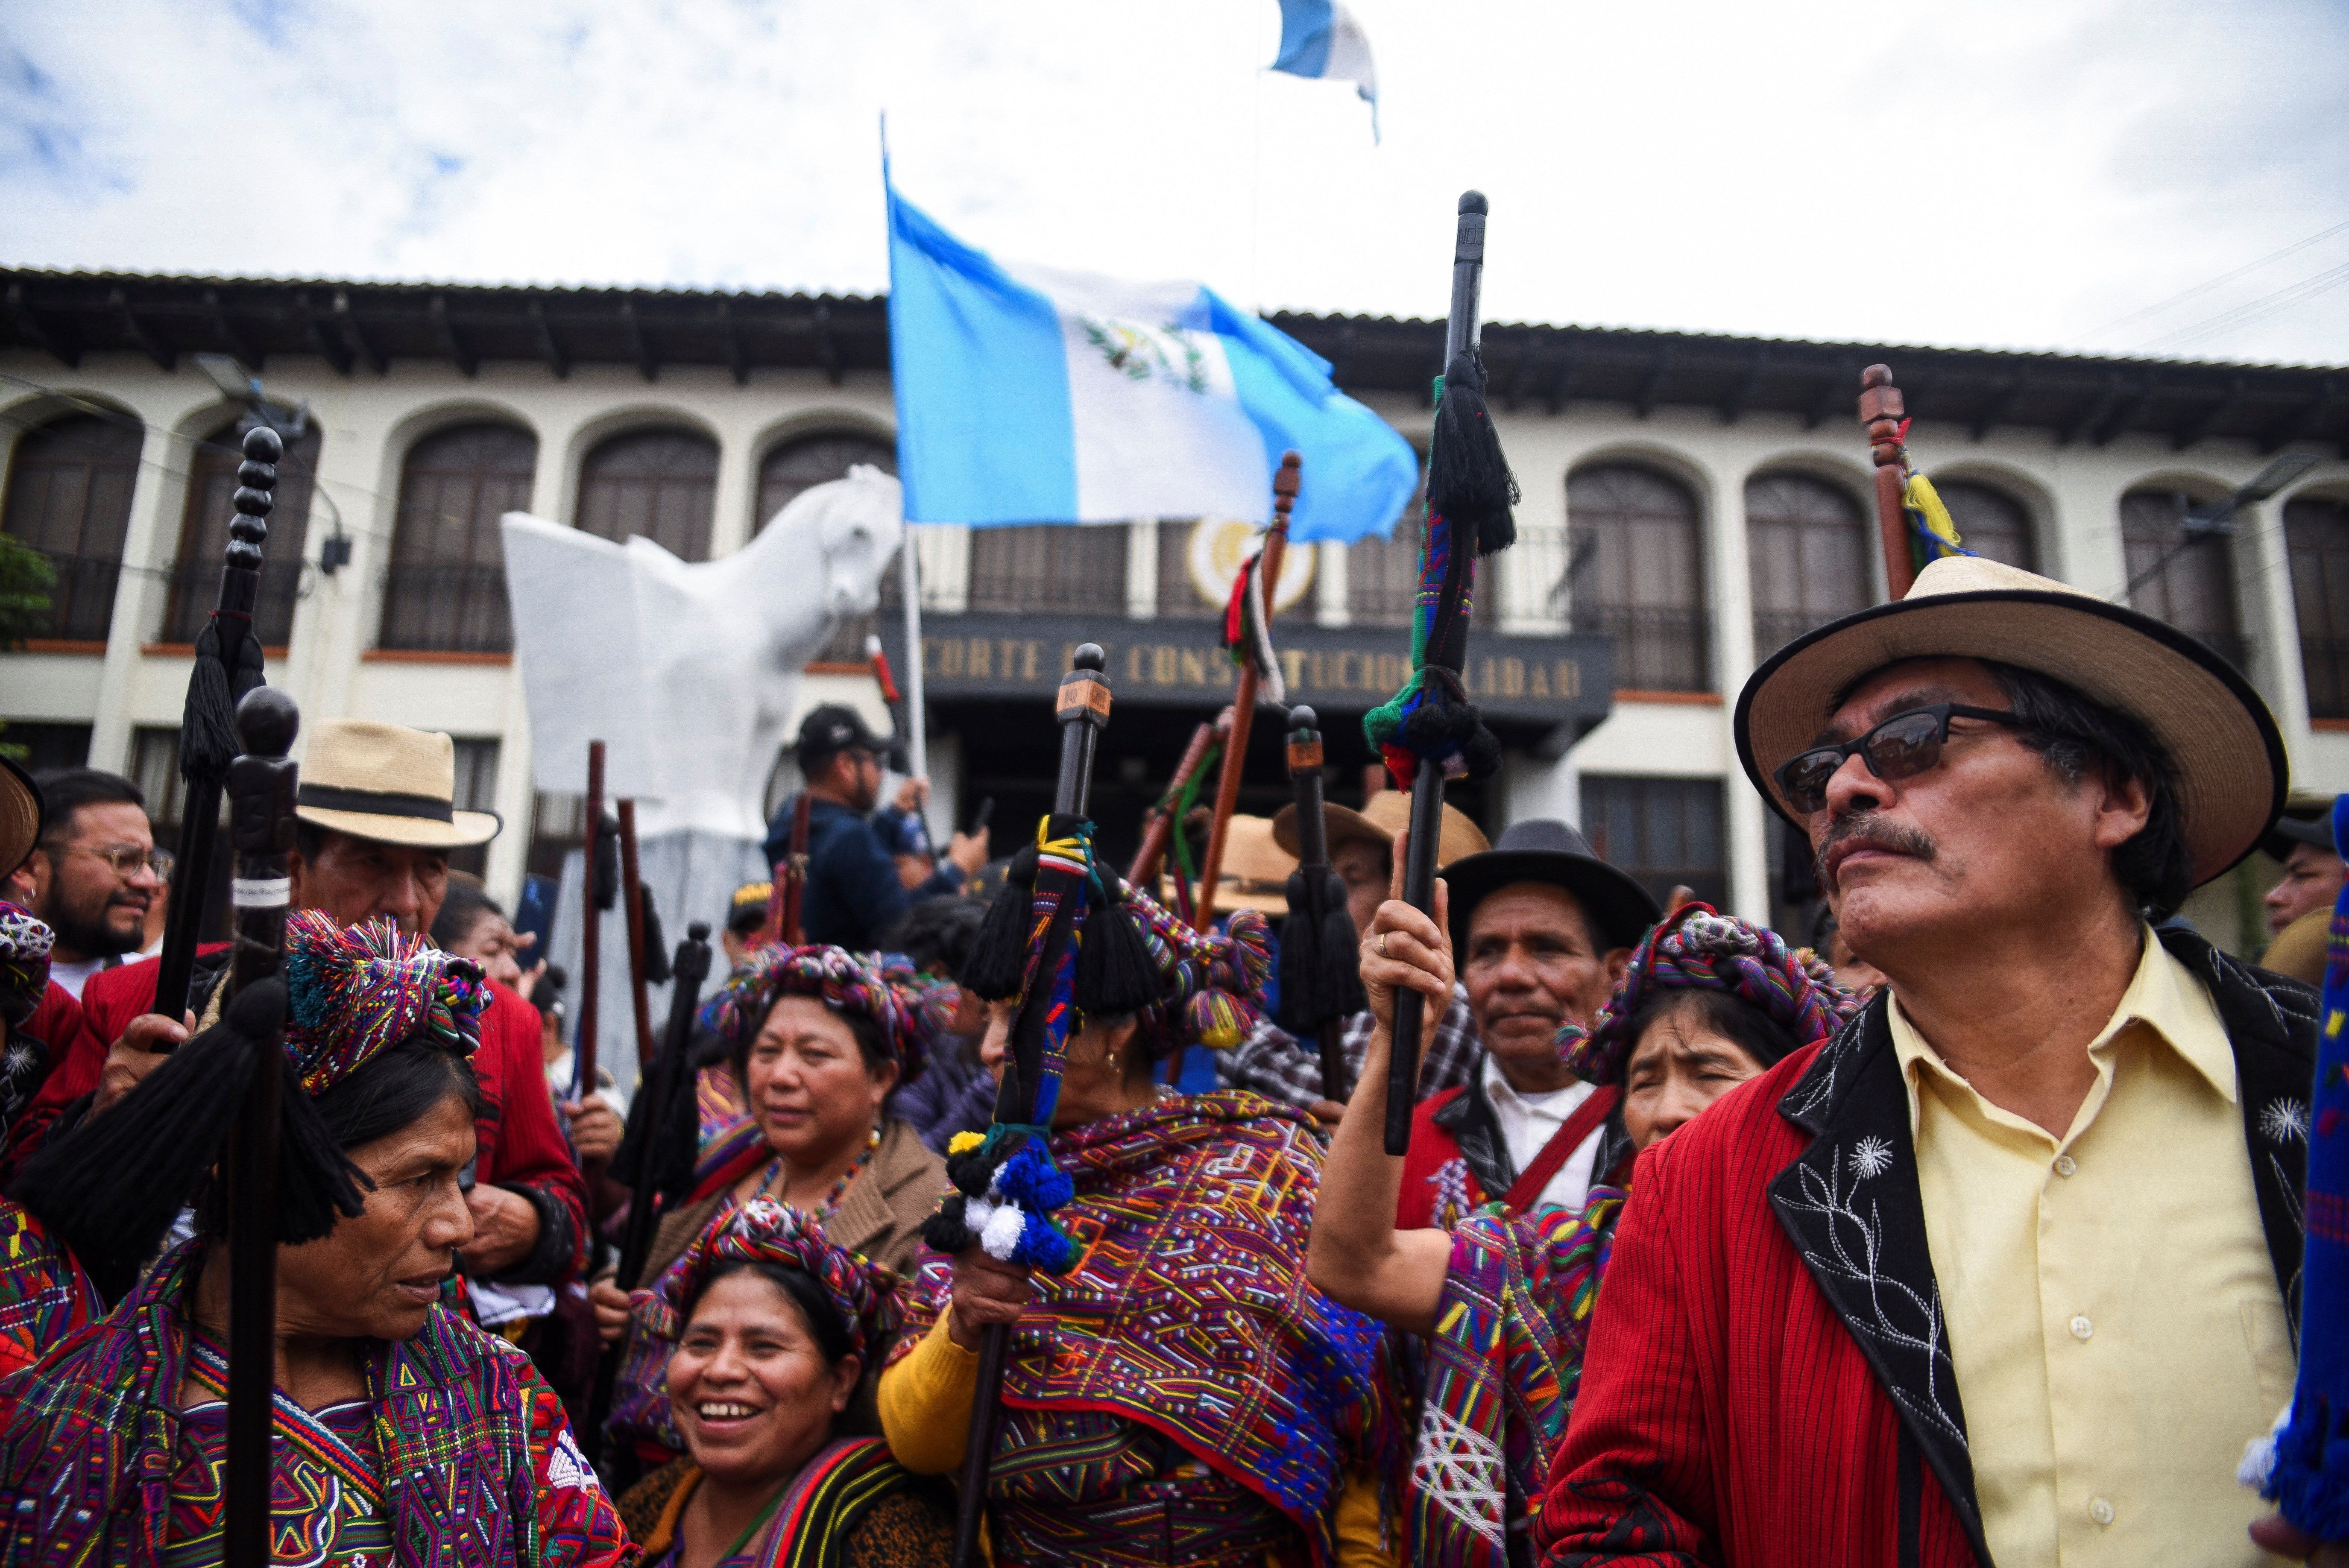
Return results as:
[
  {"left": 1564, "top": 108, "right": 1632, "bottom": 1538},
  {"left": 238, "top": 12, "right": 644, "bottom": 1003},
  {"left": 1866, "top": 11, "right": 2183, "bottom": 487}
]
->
[{"left": 881, "top": 613, "right": 1617, "bottom": 756}]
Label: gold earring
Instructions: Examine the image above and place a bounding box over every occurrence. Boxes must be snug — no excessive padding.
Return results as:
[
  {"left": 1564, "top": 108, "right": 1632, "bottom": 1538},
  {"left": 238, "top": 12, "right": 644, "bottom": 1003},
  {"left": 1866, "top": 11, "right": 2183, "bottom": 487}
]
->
[{"left": 1106, "top": 1050, "right": 1121, "bottom": 1075}]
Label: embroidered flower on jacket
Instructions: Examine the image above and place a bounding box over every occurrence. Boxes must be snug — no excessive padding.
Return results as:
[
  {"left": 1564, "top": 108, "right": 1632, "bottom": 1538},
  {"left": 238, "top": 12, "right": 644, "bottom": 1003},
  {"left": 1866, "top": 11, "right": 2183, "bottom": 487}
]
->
[
  {"left": 2259, "top": 1097, "right": 2310, "bottom": 1145},
  {"left": 1848, "top": 1135, "right": 1895, "bottom": 1181}
]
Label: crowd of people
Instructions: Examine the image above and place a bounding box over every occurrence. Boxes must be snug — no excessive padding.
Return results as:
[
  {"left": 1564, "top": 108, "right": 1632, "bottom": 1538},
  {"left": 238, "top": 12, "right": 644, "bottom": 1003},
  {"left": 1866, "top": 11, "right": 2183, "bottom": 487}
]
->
[{"left": 0, "top": 551, "right": 2337, "bottom": 1564}]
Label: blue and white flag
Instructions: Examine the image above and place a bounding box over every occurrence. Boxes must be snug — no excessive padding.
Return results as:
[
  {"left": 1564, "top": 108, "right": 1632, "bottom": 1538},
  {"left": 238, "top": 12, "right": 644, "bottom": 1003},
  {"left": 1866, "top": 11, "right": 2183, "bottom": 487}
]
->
[
  {"left": 885, "top": 177, "right": 1417, "bottom": 544},
  {"left": 1271, "top": 0, "right": 1379, "bottom": 138}
]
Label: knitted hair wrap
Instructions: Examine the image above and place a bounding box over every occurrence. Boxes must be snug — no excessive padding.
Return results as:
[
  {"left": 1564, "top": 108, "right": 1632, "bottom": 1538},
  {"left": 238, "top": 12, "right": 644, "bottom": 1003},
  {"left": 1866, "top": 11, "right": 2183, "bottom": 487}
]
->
[
  {"left": 1555, "top": 903, "right": 1860, "bottom": 1087},
  {"left": 0, "top": 902, "right": 53, "bottom": 1029},
  {"left": 634, "top": 1198, "right": 900, "bottom": 1365},
  {"left": 709, "top": 942, "right": 950, "bottom": 1083},
  {"left": 1123, "top": 884, "right": 1272, "bottom": 1047},
  {"left": 283, "top": 910, "right": 488, "bottom": 1095}
]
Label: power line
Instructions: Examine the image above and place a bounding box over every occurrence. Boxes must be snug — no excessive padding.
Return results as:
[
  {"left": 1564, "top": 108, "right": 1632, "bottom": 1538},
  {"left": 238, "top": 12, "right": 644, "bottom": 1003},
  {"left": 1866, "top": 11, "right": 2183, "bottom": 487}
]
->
[
  {"left": 2135, "top": 258, "right": 2349, "bottom": 355},
  {"left": 2079, "top": 215, "right": 2349, "bottom": 342}
]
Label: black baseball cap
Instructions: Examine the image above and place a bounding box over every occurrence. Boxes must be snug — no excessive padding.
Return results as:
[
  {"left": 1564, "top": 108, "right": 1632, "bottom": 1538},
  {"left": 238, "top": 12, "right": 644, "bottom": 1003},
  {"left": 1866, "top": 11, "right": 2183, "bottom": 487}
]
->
[
  {"left": 2264, "top": 807, "right": 2339, "bottom": 863},
  {"left": 796, "top": 705, "right": 890, "bottom": 773}
]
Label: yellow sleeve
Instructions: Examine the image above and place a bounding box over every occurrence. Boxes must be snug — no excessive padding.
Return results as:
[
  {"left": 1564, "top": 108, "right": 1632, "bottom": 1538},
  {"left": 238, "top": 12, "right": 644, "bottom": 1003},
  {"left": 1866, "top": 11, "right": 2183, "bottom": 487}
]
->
[
  {"left": 876, "top": 1313, "right": 981, "bottom": 1475},
  {"left": 1330, "top": 1469, "right": 1394, "bottom": 1568}
]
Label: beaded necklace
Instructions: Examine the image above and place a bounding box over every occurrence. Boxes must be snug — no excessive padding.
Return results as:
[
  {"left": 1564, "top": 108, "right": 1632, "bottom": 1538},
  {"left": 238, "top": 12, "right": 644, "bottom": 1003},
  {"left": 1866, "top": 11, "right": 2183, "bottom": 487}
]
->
[{"left": 759, "top": 1123, "right": 882, "bottom": 1218}]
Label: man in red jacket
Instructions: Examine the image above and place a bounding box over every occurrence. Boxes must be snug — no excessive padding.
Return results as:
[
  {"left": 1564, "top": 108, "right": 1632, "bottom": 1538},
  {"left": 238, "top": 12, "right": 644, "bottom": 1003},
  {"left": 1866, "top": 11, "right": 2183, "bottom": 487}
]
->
[
  {"left": 29, "top": 720, "right": 587, "bottom": 1289},
  {"left": 1541, "top": 556, "right": 2321, "bottom": 1567}
]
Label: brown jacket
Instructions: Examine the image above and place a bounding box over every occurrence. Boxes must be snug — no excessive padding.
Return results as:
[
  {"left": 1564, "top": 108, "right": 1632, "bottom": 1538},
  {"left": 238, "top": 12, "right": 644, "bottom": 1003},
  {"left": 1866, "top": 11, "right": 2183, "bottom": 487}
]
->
[{"left": 642, "top": 1115, "right": 946, "bottom": 1283}]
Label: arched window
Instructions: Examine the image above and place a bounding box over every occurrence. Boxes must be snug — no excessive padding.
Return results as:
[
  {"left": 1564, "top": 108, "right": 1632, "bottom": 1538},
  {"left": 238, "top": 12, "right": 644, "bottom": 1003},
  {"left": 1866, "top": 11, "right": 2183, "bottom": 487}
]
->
[
  {"left": 577, "top": 427, "right": 718, "bottom": 561},
  {"left": 159, "top": 418, "right": 319, "bottom": 646},
  {"left": 758, "top": 430, "right": 902, "bottom": 659},
  {"left": 2287, "top": 494, "right": 2349, "bottom": 719},
  {"left": 2120, "top": 487, "right": 2245, "bottom": 671},
  {"left": 380, "top": 423, "right": 536, "bottom": 653},
  {"left": 1, "top": 412, "right": 141, "bottom": 641},
  {"left": 1936, "top": 480, "right": 2036, "bottom": 573},
  {"left": 1747, "top": 472, "right": 1869, "bottom": 657},
  {"left": 1342, "top": 454, "right": 1500, "bottom": 630},
  {"left": 756, "top": 430, "right": 894, "bottom": 533},
  {"left": 1567, "top": 462, "right": 1709, "bottom": 691}
]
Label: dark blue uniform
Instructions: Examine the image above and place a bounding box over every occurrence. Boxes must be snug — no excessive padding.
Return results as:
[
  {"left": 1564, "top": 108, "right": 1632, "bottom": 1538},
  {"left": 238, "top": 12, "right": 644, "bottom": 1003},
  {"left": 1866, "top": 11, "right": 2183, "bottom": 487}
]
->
[{"left": 762, "top": 796, "right": 960, "bottom": 951}]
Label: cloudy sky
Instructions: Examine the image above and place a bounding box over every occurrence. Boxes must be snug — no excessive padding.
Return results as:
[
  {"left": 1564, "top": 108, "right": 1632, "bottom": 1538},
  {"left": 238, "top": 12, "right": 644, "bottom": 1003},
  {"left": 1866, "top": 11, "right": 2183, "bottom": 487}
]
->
[{"left": 5, "top": 0, "right": 2346, "bottom": 364}]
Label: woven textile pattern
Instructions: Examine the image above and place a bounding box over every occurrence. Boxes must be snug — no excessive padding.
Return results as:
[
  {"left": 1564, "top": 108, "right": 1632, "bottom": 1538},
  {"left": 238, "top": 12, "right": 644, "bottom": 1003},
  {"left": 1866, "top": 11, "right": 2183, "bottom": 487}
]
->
[
  {"left": 1555, "top": 904, "right": 1858, "bottom": 1088},
  {"left": 1412, "top": 1191, "right": 1625, "bottom": 1568},
  {"left": 0, "top": 1240, "right": 630, "bottom": 1567},
  {"left": 0, "top": 904, "right": 51, "bottom": 1029},
  {"left": 633, "top": 1199, "right": 900, "bottom": 1363},
  {"left": 710, "top": 945, "right": 952, "bottom": 1083},
  {"left": 0, "top": 1202, "right": 94, "bottom": 1382},
  {"left": 894, "top": 1092, "right": 1399, "bottom": 1565},
  {"left": 282, "top": 910, "right": 489, "bottom": 1095}
]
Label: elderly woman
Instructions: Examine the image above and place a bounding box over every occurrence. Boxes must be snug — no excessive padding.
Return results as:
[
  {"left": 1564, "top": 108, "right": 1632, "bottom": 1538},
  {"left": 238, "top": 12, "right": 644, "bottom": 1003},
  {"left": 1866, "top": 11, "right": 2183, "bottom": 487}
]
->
[
  {"left": 616, "top": 1200, "right": 950, "bottom": 1566},
  {"left": 877, "top": 873, "right": 1399, "bottom": 1568},
  {"left": 1311, "top": 895, "right": 1857, "bottom": 1567},
  {"left": 596, "top": 946, "right": 951, "bottom": 1456},
  {"left": 0, "top": 911, "right": 629, "bottom": 1564}
]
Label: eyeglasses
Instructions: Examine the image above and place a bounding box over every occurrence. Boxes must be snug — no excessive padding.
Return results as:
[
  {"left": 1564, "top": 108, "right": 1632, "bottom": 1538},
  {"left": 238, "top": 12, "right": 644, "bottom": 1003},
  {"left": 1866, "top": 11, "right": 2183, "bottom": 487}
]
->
[
  {"left": 1773, "top": 704, "right": 2022, "bottom": 815},
  {"left": 49, "top": 844, "right": 176, "bottom": 880}
]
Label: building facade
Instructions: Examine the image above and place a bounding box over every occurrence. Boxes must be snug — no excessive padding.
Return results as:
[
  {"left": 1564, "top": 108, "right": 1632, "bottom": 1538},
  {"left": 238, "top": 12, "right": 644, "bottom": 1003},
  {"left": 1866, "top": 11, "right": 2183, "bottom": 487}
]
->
[{"left": 5, "top": 273, "right": 2347, "bottom": 952}]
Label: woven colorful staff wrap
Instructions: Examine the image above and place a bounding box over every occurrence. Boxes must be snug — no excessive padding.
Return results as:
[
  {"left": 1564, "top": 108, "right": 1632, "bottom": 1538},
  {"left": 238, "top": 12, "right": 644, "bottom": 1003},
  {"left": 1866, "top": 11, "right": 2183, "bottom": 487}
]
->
[
  {"left": 632, "top": 1197, "right": 901, "bottom": 1366},
  {"left": 708, "top": 941, "right": 953, "bottom": 1085},
  {"left": 282, "top": 910, "right": 489, "bottom": 1094},
  {"left": 1362, "top": 347, "right": 1517, "bottom": 789},
  {"left": 2260, "top": 794, "right": 2349, "bottom": 1535},
  {"left": 0, "top": 903, "right": 53, "bottom": 1029},
  {"left": 1554, "top": 902, "right": 1860, "bottom": 1087}
]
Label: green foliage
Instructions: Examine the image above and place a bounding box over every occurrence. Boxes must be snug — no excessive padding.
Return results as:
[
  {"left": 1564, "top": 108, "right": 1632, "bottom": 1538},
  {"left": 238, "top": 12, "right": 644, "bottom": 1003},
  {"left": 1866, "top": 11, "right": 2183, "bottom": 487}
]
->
[{"left": 0, "top": 537, "right": 56, "bottom": 651}]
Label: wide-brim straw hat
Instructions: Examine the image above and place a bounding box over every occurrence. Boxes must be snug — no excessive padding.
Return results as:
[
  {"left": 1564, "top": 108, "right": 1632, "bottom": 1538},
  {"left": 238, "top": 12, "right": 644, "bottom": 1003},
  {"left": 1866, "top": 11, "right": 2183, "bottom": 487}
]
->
[
  {"left": 1206, "top": 815, "right": 1296, "bottom": 916},
  {"left": 0, "top": 756, "right": 39, "bottom": 877},
  {"left": 1270, "top": 789, "right": 1490, "bottom": 870},
  {"left": 295, "top": 720, "right": 501, "bottom": 849},
  {"left": 1735, "top": 554, "right": 2285, "bottom": 889}
]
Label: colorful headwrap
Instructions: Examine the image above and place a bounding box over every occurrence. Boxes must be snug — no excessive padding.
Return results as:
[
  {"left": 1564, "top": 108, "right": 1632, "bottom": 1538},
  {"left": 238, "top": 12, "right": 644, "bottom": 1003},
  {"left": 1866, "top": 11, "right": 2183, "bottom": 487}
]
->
[
  {"left": 707, "top": 942, "right": 952, "bottom": 1083},
  {"left": 0, "top": 903, "right": 53, "bottom": 1030},
  {"left": 1124, "top": 883, "right": 1272, "bottom": 1047},
  {"left": 731, "top": 881, "right": 774, "bottom": 913},
  {"left": 282, "top": 910, "right": 489, "bottom": 1096},
  {"left": 634, "top": 1197, "right": 900, "bottom": 1365},
  {"left": 1555, "top": 903, "right": 1860, "bottom": 1088}
]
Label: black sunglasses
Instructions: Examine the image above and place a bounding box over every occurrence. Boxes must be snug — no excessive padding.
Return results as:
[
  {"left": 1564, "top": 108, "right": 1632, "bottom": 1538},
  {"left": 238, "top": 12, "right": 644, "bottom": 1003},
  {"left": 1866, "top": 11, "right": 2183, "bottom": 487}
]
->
[{"left": 1773, "top": 703, "right": 2022, "bottom": 814}]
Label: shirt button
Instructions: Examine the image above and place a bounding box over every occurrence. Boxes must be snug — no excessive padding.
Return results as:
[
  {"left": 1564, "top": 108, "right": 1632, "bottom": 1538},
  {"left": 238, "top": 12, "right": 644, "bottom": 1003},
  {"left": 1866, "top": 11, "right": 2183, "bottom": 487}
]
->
[
  {"left": 2053, "top": 1154, "right": 2077, "bottom": 1177},
  {"left": 2070, "top": 1315, "right": 2094, "bottom": 1341},
  {"left": 2089, "top": 1497, "right": 2115, "bottom": 1526}
]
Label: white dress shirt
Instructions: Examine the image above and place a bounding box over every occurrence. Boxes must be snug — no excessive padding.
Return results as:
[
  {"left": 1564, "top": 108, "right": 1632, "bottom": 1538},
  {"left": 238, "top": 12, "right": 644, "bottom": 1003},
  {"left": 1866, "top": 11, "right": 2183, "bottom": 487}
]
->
[{"left": 1479, "top": 1053, "right": 1603, "bottom": 1213}]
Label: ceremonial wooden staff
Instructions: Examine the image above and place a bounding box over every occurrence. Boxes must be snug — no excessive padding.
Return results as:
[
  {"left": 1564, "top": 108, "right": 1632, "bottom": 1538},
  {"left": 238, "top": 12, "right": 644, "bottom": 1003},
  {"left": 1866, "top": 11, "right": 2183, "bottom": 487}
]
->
[
  {"left": 617, "top": 799, "right": 656, "bottom": 1071},
  {"left": 1378, "top": 191, "right": 1516, "bottom": 1156},
  {"left": 1860, "top": 365, "right": 1918, "bottom": 601},
  {"left": 578, "top": 741, "right": 606, "bottom": 1099},
  {"left": 220, "top": 684, "right": 300, "bottom": 1568},
  {"left": 1277, "top": 706, "right": 1361, "bottom": 1099},
  {"left": 152, "top": 425, "right": 283, "bottom": 1027},
  {"left": 867, "top": 632, "right": 913, "bottom": 772},
  {"left": 585, "top": 918, "right": 713, "bottom": 1461},
  {"left": 762, "top": 792, "right": 813, "bottom": 949},
  {"left": 1125, "top": 710, "right": 1228, "bottom": 892},
  {"left": 950, "top": 644, "right": 1113, "bottom": 1568},
  {"left": 1195, "top": 451, "right": 1302, "bottom": 913}
]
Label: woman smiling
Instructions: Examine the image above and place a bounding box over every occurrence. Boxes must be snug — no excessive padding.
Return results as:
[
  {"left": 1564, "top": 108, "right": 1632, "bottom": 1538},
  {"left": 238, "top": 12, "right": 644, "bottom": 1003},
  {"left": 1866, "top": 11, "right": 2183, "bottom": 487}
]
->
[{"left": 618, "top": 1201, "right": 948, "bottom": 1568}]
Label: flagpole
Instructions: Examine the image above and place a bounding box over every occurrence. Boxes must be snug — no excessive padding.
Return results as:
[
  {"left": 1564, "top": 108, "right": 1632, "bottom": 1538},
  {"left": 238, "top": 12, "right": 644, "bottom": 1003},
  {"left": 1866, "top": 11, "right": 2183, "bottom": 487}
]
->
[{"left": 901, "top": 532, "right": 927, "bottom": 784}]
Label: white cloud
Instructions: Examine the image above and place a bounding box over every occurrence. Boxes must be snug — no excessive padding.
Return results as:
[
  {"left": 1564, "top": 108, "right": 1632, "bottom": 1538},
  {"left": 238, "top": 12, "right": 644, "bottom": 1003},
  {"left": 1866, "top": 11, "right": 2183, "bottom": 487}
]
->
[{"left": 2, "top": 0, "right": 2344, "bottom": 364}]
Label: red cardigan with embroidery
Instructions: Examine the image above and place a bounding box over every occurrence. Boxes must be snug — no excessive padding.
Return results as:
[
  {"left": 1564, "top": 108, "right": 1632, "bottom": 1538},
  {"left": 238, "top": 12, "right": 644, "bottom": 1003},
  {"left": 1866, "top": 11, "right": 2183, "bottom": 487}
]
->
[{"left": 1535, "top": 1041, "right": 1981, "bottom": 1567}]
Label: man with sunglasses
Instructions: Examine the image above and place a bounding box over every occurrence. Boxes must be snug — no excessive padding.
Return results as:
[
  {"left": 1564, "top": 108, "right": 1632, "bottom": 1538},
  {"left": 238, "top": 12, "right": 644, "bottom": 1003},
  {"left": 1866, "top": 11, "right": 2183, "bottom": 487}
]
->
[
  {"left": 1543, "top": 555, "right": 2320, "bottom": 1568},
  {"left": 6, "top": 771, "right": 165, "bottom": 1001}
]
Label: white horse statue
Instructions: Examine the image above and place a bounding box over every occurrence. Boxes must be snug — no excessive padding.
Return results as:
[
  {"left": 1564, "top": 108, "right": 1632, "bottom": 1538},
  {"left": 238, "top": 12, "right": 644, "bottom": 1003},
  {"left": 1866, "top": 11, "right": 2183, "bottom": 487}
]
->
[{"left": 501, "top": 466, "right": 903, "bottom": 841}]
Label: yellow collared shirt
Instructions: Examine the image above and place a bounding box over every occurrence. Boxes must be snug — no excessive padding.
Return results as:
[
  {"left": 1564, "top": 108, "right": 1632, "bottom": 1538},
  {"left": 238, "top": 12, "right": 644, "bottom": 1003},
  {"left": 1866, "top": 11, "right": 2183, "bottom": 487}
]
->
[{"left": 1889, "top": 930, "right": 2295, "bottom": 1568}]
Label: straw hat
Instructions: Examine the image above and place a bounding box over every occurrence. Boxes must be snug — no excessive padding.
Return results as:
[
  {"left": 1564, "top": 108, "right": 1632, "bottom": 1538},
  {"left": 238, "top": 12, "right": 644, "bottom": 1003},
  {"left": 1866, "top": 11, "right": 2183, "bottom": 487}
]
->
[
  {"left": 1206, "top": 815, "right": 1296, "bottom": 916},
  {"left": 1270, "top": 789, "right": 1490, "bottom": 870},
  {"left": 1735, "top": 554, "right": 2285, "bottom": 888},
  {"left": 295, "top": 720, "right": 501, "bottom": 849},
  {"left": 0, "top": 757, "right": 39, "bottom": 878}
]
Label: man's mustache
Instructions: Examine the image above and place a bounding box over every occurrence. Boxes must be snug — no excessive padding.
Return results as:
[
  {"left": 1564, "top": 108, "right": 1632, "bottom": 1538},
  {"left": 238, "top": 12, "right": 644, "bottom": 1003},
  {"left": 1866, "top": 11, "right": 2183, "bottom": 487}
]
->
[{"left": 1814, "top": 811, "right": 1936, "bottom": 885}]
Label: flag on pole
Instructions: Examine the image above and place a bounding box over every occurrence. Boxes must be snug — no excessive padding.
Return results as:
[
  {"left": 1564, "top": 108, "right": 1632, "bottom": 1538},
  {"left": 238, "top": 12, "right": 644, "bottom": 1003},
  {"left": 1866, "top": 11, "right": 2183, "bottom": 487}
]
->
[
  {"left": 885, "top": 174, "right": 1418, "bottom": 544},
  {"left": 1271, "top": 0, "right": 1379, "bottom": 139}
]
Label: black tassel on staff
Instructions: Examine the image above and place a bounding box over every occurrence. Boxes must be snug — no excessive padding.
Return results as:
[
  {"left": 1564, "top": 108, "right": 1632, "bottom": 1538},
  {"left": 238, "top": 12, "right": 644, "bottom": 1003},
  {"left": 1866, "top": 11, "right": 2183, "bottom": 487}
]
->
[
  {"left": 1275, "top": 707, "right": 1364, "bottom": 1100},
  {"left": 152, "top": 425, "right": 283, "bottom": 1031},
  {"left": 946, "top": 644, "right": 1115, "bottom": 1568},
  {"left": 586, "top": 918, "right": 713, "bottom": 1463},
  {"left": 220, "top": 685, "right": 302, "bottom": 1568},
  {"left": 1374, "top": 190, "right": 1518, "bottom": 1156}
]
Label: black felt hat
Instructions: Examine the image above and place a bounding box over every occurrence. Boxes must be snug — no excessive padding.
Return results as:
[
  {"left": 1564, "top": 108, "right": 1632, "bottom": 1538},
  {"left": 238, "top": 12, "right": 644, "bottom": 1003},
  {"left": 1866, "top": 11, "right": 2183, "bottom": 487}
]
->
[{"left": 1440, "top": 819, "right": 1662, "bottom": 956}]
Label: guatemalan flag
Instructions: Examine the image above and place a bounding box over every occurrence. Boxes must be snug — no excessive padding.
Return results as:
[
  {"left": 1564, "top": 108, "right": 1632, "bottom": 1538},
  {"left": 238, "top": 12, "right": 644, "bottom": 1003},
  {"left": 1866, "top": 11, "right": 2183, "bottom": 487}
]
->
[
  {"left": 885, "top": 175, "right": 1418, "bottom": 544},
  {"left": 1271, "top": 0, "right": 1379, "bottom": 138}
]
